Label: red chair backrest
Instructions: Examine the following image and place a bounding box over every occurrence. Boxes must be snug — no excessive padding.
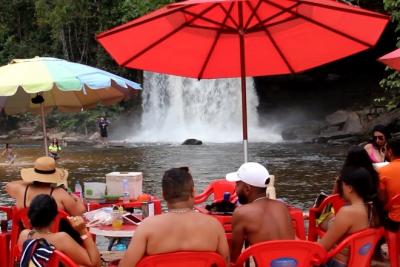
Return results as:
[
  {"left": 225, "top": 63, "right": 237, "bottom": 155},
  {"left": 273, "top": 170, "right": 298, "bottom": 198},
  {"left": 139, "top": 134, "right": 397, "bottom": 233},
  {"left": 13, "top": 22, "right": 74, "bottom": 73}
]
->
[
  {"left": 308, "top": 194, "right": 345, "bottom": 241},
  {"left": 326, "top": 227, "right": 384, "bottom": 267},
  {"left": 9, "top": 207, "right": 69, "bottom": 267},
  {"left": 288, "top": 207, "right": 306, "bottom": 240},
  {"left": 136, "top": 251, "right": 226, "bottom": 267},
  {"left": 386, "top": 193, "right": 400, "bottom": 210},
  {"left": 194, "top": 179, "right": 236, "bottom": 204},
  {"left": 235, "top": 240, "right": 327, "bottom": 267},
  {"left": 47, "top": 250, "right": 79, "bottom": 267}
]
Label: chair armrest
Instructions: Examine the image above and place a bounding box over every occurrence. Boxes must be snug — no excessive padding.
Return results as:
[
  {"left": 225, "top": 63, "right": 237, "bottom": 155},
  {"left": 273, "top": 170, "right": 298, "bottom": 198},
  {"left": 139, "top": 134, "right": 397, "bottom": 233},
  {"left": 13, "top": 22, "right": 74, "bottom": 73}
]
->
[{"left": 194, "top": 187, "right": 213, "bottom": 204}]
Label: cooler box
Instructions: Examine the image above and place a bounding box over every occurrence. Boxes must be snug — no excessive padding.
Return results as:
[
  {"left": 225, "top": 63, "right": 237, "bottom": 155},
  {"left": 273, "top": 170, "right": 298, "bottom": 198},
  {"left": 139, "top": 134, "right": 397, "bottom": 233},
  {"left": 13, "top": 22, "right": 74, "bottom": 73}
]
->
[{"left": 106, "top": 172, "right": 143, "bottom": 200}]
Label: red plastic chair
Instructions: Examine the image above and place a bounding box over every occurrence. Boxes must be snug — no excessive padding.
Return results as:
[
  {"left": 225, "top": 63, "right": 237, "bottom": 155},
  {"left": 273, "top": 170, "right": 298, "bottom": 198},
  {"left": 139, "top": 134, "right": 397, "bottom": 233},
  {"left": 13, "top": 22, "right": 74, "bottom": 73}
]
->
[
  {"left": 234, "top": 240, "right": 327, "bottom": 267},
  {"left": 308, "top": 194, "right": 345, "bottom": 241},
  {"left": 47, "top": 250, "right": 79, "bottom": 267},
  {"left": 0, "top": 206, "right": 13, "bottom": 220},
  {"left": 194, "top": 179, "right": 236, "bottom": 204},
  {"left": 289, "top": 207, "right": 306, "bottom": 240},
  {"left": 8, "top": 207, "right": 69, "bottom": 267},
  {"left": 384, "top": 194, "right": 400, "bottom": 267},
  {"left": 136, "top": 251, "right": 226, "bottom": 267},
  {"left": 0, "top": 206, "right": 12, "bottom": 267},
  {"left": 325, "top": 227, "right": 384, "bottom": 267}
]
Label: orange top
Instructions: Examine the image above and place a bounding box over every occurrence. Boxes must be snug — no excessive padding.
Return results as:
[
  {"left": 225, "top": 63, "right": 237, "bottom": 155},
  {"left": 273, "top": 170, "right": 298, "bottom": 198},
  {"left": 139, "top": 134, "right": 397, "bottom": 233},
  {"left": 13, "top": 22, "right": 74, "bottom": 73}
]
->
[{"left": 379, "top": 159, "right": 400, "bottom": 222}]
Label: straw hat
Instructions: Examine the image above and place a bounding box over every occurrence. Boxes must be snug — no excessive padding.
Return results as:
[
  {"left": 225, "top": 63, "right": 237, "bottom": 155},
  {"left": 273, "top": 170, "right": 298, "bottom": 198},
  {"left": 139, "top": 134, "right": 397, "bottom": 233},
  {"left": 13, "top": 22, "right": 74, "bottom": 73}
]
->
[{"left": 21, "top": 156, "right": 68, "bottom": 185}]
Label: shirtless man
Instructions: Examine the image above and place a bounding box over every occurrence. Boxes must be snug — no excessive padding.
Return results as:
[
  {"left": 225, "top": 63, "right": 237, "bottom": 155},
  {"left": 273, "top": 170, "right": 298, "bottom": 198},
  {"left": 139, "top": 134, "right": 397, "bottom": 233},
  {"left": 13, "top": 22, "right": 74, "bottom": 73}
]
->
[
  {"left": 118, "top": 167, "right": 229, "bottom": 267},
  {"left": 226, "top": 162, "right": 295, "bottom": 263},
  {"left": 5, "top": 156, "right": 86, "bottom": 216}
]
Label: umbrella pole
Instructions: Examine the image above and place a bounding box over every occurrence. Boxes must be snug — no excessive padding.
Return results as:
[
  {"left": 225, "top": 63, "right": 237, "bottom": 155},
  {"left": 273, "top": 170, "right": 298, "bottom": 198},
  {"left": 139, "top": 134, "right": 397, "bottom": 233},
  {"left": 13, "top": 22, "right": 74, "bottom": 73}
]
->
[
  {"left": 239, "top": 1, "right": 248, "bottom": 163},
  {"left": 40, "top": 103, "right": 49, "bottom": 156}
]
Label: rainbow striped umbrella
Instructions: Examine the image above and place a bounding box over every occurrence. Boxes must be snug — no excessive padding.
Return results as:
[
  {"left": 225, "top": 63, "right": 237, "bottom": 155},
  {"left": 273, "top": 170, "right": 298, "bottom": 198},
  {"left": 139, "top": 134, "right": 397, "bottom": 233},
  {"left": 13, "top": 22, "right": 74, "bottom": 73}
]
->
[{"left": 0, "top": 57, "right": 141, "bottom": 154}]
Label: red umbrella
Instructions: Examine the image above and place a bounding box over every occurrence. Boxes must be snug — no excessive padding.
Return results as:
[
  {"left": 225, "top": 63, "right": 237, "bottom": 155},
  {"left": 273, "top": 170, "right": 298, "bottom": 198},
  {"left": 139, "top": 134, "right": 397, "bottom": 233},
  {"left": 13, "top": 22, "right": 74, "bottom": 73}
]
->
[
  {"left": 379, "top": 48, "right": 400, "bottom": 71},
  {"left": 97, "top": 0, "right": 389, "bottom": 162}
]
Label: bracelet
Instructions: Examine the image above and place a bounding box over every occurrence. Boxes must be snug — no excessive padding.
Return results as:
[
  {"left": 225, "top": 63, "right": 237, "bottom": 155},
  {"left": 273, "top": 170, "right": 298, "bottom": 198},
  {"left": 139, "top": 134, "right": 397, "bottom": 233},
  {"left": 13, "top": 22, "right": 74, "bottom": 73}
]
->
[{"left": 80, "top": 233, "right": 90, "bottom": 240}]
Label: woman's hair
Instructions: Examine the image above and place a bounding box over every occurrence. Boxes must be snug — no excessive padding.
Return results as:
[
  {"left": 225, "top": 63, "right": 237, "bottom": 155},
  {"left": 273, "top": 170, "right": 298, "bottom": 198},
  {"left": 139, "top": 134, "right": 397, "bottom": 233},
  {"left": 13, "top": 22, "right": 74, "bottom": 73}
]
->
[
  {"left": 372, "top": 124, "right": 390, "bottom": 140},
  {"left": 28, "top": 194, "right": 58, "bottom": 228},
  {"left": 342, "top": 146, "right": 379, "bottom": 188},
  {"left": 338, "top": 166, "right": 384, "bottom": 226}
]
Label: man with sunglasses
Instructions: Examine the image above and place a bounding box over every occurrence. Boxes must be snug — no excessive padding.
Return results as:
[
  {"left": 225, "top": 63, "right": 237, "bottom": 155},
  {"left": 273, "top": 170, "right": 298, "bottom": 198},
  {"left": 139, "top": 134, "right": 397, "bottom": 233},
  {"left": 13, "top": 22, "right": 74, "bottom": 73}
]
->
[
  {"left": 364, "top": 125, "right": 389, "bottom": 163},
  {"left": 379, "top": 139, "right": 400, "bottom": 231}
]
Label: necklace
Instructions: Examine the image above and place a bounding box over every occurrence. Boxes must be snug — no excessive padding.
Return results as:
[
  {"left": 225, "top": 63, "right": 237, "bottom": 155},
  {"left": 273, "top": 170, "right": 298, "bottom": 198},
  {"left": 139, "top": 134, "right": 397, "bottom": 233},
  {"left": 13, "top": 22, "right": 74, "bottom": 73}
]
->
[
  {"left": 168, "top": 208, "right": 193, "bottom": 214},
  {"left": 253, "top": 196, "right": 268, "bottom": 202}
]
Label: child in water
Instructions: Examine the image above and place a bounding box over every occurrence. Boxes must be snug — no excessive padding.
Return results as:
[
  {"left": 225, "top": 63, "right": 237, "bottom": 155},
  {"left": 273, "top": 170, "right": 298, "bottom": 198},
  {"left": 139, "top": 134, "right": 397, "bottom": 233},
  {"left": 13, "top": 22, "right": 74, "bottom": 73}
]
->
[
  {"left": 1, "top": 143, "right": 16, "bottom": 165},
  {"left": 48, "top": 138, "right": 62, "bottom": 160}
]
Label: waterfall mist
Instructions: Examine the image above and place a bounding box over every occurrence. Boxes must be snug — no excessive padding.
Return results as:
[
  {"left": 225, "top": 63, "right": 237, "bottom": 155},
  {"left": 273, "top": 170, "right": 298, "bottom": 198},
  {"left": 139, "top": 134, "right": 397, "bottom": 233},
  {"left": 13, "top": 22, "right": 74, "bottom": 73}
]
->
[{"left": 128, "top": 72, "right": 281, "bottom": 143}]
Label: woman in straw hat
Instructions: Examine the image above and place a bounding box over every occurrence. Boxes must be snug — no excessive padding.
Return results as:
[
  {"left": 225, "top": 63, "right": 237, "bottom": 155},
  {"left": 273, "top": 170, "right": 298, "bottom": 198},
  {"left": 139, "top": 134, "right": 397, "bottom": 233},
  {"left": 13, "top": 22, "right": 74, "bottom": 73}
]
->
[{"left": 5, "top": 156, "right": 86, "bottom": 216}]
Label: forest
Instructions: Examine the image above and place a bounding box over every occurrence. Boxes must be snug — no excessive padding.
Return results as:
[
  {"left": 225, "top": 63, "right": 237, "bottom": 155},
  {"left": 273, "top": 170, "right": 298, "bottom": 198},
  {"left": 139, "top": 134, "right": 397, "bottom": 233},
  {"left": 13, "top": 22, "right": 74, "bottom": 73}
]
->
[{"left": 0, "top": 0, "right": 399, "bottom": 134}]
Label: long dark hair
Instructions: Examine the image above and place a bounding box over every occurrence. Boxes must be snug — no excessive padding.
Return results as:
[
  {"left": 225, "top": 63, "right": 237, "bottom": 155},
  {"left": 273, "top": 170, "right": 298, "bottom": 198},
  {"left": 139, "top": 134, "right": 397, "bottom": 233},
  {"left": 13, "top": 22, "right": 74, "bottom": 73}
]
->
[
  {"left": 371, "top": 124, "right": 390, "bottom": 147},
  {"left": 342, "top": 146, "right": 379, "bottom": 189},
  {"left": 338, "top": 166, "right": 384, "bottom": 227}
]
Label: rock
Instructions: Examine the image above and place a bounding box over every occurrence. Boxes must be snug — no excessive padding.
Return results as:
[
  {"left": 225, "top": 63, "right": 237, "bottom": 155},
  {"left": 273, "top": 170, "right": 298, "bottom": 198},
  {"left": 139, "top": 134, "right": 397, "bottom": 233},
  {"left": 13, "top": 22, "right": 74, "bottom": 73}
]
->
[
  {"left": 63, "top": 137, "right": 79, "bottom": 142},
  {"left": 325, "top": 110, "right": 349, "bottom": 126},
  {"left": 343, "top": 112, "right": 363, "bottom": 133},
  {"left": 18, "top": 127, "right": 35, "bottom": 135},
  {"left": 49, "top": 132, "right": 66, "bottom": 140},
  {"left": 28, "top": 135, "right": 44, "bottom": 141},
  {"left": 89, "top": 132, "right": 100, "bottom": 140},
  {"left": 182, "top": 139, "right": 203, "bottom": 145},
  {"left": 0, "top": 135, "right": 9, "bottom": 140},
  {"left": 365, "top": 108, "right": 400, "bottom": 133},
  {"left": 281, "top": 121, "right": 324, "bottom": 141}
]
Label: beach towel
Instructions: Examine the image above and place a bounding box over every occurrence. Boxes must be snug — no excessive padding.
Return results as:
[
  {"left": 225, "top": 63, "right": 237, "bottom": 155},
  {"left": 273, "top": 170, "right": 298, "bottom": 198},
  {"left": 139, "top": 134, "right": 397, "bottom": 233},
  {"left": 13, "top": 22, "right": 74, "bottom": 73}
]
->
[{"left": 20, "top": 238, "right": 55, "bottom": 267}]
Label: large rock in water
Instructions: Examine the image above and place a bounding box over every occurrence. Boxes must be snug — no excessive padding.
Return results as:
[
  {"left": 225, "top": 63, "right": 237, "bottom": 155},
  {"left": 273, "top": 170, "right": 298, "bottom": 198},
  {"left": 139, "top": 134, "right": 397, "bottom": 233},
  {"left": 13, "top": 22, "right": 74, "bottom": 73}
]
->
[
  {"left": 326, "top": 110, "right": 349, "bottom": 126},
  {"left": 182, "top": 139, "right": 203, "bottom": 145}
]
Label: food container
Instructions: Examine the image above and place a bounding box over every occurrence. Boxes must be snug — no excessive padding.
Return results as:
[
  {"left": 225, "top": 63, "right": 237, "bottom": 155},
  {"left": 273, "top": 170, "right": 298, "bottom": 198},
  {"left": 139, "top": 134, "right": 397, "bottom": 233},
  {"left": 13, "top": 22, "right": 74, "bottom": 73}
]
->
[
  {"left": 84, "top": 182, "right": 106, "bottom": 199},
  {"left": 106, "top": 172, "right": 143, "bottom": 200}
]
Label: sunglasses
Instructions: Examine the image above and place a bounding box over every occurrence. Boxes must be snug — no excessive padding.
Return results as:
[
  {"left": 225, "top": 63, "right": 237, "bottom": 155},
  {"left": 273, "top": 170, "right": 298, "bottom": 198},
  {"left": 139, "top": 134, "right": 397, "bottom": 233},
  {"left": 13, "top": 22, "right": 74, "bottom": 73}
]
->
[{"left": 373, "top": 135, "right": 385, "bottom": 141}]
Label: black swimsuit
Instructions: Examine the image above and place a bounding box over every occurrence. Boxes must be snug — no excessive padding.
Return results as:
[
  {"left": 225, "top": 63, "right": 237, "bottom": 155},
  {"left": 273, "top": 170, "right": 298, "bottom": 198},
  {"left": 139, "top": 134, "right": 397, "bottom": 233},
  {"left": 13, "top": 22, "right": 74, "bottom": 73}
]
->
[{"left": 23, "top": 184, "right": 56, "bottom": 208}]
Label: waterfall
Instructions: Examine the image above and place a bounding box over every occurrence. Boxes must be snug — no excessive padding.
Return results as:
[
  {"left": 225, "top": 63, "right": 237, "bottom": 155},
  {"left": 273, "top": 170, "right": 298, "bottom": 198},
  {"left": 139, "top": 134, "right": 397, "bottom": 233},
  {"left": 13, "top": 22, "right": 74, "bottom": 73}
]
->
[{"left": 130, "top": 72, "right": 281, "bottom": 143}]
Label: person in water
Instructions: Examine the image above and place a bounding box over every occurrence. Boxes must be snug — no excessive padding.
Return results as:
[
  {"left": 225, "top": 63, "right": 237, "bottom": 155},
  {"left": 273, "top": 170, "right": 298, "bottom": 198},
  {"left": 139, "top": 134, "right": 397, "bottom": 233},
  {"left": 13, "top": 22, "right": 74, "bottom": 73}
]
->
[
  {"left": 118, "top": 167, "right": 229, "bottom": 267},
  {"left": 48, "top": 138, "right": 62, "bottom": 160},
  {"left": 364, "top": 125, "right": 390, "bottom": 163},
  {"left": 226, "top": 162, "right": 295, "bottom": 263},
  {"left": 98, "top": 116, "right": 110, "bottom": 145},
  {"left": 18, "top": 194, "right": 100, "bottom": 267},
  {"left": 1, "top": 143, "right": 16, "bottom": 165},
  {"left": 319, "top": 166, "right": 383, "bottom": 267}
]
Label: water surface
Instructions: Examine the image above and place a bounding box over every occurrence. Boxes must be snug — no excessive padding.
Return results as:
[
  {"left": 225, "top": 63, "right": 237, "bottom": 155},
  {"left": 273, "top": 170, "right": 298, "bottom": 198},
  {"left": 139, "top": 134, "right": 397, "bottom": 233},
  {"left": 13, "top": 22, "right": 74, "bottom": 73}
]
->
[{"left": 0, "top": 142, "right": 347, "bottom": 210}]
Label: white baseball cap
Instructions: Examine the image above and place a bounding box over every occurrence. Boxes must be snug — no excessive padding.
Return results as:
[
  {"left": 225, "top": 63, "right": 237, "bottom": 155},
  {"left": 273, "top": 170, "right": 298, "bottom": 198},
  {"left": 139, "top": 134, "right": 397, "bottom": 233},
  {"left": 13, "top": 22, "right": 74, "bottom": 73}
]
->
[{"left": 226, "top": 162, "right": 270, "bottom": 188}]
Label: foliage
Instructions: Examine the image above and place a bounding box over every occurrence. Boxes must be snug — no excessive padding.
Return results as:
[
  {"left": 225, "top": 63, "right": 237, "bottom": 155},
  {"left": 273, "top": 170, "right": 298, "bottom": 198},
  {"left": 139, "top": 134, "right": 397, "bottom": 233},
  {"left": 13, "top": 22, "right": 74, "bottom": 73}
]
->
[
  {"left": 0, "top": 0, "right": 175, "bottom": 132},
  {"left": 379, "top": 0, "right": 400, "bottom": 108}
]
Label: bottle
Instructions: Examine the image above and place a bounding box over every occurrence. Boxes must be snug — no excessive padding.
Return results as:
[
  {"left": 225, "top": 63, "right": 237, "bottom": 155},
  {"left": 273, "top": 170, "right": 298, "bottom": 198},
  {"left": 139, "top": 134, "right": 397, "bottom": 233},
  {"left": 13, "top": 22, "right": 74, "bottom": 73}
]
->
[
  {"left": 122, "top": 179, "right": 130, "bottom": 203},
  {"left": 223, "top": 192, "right": 231, "bottom": 202},
  {"left": 113, "top": 243, "right": 127, "bottom": 251},
  {"left": 74, "top": 182, "right": 83, "bottom": 199},
  {"left": 112, "top": 206, "right": 123, "bottom": 230}
]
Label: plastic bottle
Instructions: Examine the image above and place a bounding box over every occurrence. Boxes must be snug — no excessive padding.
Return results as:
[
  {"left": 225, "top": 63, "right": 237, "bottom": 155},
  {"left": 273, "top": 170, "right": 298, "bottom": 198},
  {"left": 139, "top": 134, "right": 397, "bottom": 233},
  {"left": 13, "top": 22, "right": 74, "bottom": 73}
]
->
[
  {"left": 113, "top": 243, "right": 127, "bottom": 251},
  {"left": 122, "top": 179, "right": 130, "bottom": 203},
  {"left": 74, "top": 181, "right": 83, "bottom": 199}
]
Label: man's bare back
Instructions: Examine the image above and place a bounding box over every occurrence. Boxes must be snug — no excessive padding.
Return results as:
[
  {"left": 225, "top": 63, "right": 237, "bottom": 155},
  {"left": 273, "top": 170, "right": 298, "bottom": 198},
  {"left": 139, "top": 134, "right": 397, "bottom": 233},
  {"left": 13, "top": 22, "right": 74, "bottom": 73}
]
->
[{"left": 234, "top": 199, "right": 294, "bottom": 244}]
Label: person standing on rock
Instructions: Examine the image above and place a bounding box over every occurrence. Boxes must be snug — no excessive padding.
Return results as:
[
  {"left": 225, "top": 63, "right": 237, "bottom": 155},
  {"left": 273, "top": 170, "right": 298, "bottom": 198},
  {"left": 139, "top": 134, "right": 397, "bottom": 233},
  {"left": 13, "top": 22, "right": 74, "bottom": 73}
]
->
[
  {"left": 364, "top": 125, "right": 390, "bottom": 163},
  {"left": 98, "top": 116, "right": 110, "bottom": 145}
]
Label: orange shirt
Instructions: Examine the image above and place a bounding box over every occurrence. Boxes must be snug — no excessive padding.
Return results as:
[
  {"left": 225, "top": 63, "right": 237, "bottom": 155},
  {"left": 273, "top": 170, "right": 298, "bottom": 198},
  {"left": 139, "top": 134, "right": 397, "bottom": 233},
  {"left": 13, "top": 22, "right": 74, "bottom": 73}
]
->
[{"left": 379, "top": 159, "right": 400, "bottom": 222}]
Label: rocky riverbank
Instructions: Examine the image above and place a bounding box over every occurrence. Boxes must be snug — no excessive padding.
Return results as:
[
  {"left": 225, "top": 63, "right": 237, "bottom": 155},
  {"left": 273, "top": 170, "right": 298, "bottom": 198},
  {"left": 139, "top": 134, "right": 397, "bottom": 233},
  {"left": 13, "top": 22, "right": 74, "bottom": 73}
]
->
[{"left": 281, "top": 107, "right": 400, "bottom": 144}]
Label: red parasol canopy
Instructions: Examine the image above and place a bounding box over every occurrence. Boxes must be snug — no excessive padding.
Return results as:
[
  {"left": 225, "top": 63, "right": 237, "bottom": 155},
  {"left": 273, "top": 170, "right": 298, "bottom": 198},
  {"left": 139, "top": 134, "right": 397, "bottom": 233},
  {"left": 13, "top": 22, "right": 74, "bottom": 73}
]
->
[
  {"left": 378, "top": 48, "right": 400, "bottom": 71},
  {"left": 97, "top": 0, "right": 389, "bottom": 161}
]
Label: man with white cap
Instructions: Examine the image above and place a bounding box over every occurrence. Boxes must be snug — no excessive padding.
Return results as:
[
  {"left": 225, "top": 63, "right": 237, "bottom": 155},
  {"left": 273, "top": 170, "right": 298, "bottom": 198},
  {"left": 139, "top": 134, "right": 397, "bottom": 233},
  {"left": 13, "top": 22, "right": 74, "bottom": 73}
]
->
[{"left": 226, "top": 162, "right": 294, "bottom": 262}]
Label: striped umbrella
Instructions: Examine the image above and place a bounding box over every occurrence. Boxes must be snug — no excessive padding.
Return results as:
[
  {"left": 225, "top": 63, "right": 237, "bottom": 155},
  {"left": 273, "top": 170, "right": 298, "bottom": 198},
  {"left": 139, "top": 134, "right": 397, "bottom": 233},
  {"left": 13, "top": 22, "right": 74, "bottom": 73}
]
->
[{"left": 0, "top": 56, "right": 141, "bottom": 155}]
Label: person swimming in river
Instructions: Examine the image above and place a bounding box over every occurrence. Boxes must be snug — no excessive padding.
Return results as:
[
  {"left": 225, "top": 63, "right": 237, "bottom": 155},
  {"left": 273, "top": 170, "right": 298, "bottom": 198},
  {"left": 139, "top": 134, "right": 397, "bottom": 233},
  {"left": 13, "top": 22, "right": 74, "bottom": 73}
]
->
[
  {"left": 48, "top": 138, "right": 62, "bottom": 160},
  {"left": 1, "top": 143, "right": 16, "bottom": 165},
  {"left": 364, "top": 125, "right": 390, "bottom": 163}
]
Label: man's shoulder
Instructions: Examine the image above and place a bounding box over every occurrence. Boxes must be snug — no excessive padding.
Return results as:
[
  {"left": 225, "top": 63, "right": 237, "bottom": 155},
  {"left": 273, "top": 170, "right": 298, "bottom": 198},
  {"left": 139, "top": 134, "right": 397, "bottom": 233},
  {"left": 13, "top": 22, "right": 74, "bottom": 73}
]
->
[{"left": 379, "top": 161, "right": 400, "bottom": 175}]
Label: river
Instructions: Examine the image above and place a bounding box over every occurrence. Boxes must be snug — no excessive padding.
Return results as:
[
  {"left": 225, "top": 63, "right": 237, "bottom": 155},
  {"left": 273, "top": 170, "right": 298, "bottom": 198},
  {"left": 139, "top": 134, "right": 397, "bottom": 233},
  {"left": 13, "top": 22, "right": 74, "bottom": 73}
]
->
[{"left": 0, "top": 142, "right": 348, "bottom": 210}]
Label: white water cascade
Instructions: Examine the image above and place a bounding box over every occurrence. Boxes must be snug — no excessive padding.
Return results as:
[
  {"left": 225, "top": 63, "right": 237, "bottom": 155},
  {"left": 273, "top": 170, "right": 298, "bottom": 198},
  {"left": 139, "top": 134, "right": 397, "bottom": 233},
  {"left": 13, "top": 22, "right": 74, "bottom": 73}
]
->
[{"left": 131, "top": 72, "right": 281, "bottom": 143}]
